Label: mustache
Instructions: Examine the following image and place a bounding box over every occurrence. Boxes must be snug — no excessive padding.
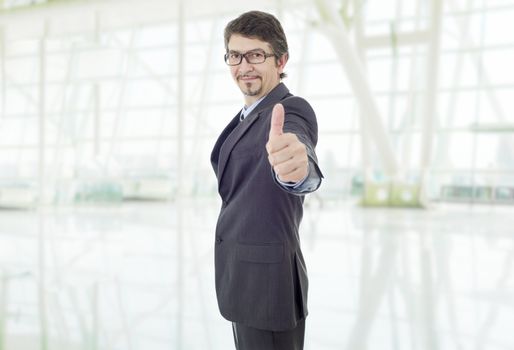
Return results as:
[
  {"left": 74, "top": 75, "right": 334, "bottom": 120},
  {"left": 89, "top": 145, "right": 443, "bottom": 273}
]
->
[{"left": 237, "top": 73, "right": 261, "bottom": 79}]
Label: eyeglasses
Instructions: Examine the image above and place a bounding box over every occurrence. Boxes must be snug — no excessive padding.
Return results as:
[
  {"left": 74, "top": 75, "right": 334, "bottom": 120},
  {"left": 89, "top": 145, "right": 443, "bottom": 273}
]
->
[{"left": 224, "top": 49, "right": 276, "bottom": 66}]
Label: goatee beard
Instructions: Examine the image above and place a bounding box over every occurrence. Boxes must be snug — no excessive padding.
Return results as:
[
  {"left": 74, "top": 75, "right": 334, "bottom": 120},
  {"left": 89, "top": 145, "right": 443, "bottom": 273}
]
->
[
  {"left": 240, "top": 81, "right": 262, "bottom": 97},
  {"left": 243, "top": 87, "right": 262, "bottom": 97}
]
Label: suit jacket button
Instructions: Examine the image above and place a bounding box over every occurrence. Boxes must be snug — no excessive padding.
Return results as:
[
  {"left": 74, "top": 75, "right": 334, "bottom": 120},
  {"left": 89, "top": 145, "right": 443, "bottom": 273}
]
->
[
  {"left": 216, "top": 236, "right": 222, "bottom": 244},
  {"left": 222, "top": 201, "right": 228, "bottom": 207}
]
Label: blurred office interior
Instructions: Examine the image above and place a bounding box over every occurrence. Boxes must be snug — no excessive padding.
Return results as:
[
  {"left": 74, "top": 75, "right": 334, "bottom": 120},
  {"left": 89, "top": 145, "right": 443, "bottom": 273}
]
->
[{"left": 0, "top": 0, "right": 513, "bottom": 349}]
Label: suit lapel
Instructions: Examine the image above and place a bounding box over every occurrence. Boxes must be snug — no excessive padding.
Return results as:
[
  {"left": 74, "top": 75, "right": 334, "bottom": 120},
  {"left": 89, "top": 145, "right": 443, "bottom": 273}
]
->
[
  {"left": 216, "top": 83, "right": 291, "bottom": 188},
  {"left": 217, "top": 112, "right": 260, "bottom": 187},
  {"left": 211, "top": 111, "right": 241, "bottom": 175}
]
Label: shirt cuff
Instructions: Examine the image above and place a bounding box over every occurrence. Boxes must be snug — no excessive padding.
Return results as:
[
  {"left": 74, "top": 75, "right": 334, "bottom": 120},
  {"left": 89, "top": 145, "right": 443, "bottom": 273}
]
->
[{"left": 275, "top": 163, "right": 310, "bottom": 189}]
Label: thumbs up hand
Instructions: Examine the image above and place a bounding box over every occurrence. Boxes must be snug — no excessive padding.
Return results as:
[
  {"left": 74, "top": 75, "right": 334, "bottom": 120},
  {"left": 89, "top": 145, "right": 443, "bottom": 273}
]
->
[
  {"left": 266, "top": 103, "right": 309, "bottom": 183},
  {"left": 269, "top": 103, "right": 285, "bottom": 137}
]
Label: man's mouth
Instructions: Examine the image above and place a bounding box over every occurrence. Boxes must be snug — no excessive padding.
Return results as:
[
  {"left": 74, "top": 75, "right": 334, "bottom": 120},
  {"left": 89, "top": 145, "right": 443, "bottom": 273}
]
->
[{"left": 239, "top": 75, "right": 260, "bottom": 82}]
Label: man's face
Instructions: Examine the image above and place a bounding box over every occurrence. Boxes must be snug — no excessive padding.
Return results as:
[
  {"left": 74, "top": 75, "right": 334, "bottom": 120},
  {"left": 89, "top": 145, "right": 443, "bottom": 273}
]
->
[{"left": 227, "top": 34, "right": 286, "bottom": 105}]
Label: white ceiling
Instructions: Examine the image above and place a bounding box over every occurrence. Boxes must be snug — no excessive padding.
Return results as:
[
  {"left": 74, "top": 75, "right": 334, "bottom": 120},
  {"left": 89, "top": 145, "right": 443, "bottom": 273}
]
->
[{"left": 0, "top": 0, "right": 313, "bottom": 40}]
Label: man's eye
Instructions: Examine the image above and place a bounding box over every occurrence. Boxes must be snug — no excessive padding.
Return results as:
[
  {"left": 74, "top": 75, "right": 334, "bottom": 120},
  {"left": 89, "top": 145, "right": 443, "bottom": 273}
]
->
[
  {"left": 250, "top": 52, "right": 264, "bottom": 59},
  {"left": 230, "top": 53, "right": 241, "bottom": 59}
]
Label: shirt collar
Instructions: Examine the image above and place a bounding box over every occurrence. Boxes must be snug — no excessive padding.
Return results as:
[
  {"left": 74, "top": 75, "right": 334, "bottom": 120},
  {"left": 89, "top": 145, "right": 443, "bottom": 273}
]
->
[{"left": 240, "top": 95, "right": 267, "bottom": 121}]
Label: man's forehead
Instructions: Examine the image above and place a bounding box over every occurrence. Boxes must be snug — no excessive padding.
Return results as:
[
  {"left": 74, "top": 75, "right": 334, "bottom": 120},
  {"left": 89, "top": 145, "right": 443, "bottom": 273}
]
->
[{"left": 228, "top": 35, "right": 272, "bottom": 50}]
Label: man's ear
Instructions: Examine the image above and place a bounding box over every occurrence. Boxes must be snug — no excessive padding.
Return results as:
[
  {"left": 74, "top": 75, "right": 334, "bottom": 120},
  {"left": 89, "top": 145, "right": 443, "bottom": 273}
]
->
[{"left": 276, "top": 53, "right": 288, "bottom": 72}]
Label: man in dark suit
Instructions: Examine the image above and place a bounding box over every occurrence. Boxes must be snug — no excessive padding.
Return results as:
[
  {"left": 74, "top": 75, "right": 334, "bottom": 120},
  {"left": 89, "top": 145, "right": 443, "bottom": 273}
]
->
[{"left": 210, "top": 11, "right": 323, "bottom": 350}]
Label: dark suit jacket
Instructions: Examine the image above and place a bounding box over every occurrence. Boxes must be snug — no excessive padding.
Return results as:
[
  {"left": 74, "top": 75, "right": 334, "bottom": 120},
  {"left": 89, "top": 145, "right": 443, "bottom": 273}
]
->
[{"left": 210, "top": 83, "right": 322, "bottom": 331}]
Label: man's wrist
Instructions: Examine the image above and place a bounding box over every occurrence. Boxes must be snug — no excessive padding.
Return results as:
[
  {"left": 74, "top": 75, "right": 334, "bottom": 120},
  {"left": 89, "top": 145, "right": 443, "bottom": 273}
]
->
[{"left": 275, "top": 164, "right": 310, "bottom": 188}]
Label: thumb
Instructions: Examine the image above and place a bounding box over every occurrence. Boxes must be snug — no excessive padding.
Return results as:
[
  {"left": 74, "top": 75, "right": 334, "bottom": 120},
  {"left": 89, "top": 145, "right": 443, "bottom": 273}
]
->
[{"left": 269, "top": 103, "right": 285, "bottom": 137}]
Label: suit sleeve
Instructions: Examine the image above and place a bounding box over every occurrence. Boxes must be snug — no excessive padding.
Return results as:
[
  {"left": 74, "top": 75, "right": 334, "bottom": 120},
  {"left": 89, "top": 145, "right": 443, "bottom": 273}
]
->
[{"left": 271, "top": 96, "right": 324, "bottom": 195}]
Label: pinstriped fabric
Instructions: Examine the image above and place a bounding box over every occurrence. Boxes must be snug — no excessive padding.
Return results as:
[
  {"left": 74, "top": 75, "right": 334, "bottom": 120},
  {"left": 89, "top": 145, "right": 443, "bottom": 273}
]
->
[{"left": 232, "top": 320, "right": 305, "bottom": 350}]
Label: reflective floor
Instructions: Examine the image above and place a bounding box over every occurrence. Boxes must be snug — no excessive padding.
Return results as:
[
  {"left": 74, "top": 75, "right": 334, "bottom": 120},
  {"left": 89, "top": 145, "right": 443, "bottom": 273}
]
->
[{"left": 1, "top": 198, "right": 514, "bottom": 350}]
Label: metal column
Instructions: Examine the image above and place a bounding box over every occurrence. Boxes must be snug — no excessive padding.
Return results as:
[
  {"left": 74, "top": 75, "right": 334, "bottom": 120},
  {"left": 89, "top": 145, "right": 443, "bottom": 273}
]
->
[
  {"left": 419, "top": 0, "right": 443, "bottom": 204},
  {"left": 314, "top": 0, "right": 399, "bottom": 177}
]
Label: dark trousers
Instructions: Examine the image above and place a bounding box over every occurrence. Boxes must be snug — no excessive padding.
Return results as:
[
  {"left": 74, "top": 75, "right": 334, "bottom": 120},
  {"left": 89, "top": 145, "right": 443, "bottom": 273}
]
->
[{"left": 232, "top": 320, "right": 305, "bottom": 350}]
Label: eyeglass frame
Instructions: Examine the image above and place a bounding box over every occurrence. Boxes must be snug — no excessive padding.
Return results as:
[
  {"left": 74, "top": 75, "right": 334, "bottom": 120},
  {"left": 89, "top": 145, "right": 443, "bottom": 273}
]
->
[{"left": 224, "top": 49, "right": 276, "bottom": 66}]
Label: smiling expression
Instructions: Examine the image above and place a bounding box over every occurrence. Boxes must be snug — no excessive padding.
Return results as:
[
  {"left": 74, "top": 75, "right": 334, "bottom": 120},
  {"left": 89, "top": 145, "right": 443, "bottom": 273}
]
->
[{"left": 227, "top": 34, "right": 287, "bottom": 106}]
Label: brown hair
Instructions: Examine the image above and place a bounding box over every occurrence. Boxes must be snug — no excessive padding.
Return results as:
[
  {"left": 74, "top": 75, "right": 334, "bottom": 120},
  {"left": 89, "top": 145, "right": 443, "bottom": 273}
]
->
[{"left": 224, "top": 11, "right": 289, "bottom": 79}]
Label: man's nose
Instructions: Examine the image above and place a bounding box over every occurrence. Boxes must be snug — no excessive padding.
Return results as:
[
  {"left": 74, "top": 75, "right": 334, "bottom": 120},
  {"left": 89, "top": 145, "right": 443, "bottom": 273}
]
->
[{"left": 239, "top": 58, "right": 254, "bottom": 72}]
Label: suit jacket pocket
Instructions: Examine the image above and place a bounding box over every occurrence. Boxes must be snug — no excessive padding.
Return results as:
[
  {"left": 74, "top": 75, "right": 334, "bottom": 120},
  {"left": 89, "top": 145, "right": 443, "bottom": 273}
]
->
[{"left": 236, "top": 242, "right": 284, "bottom": 264}]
